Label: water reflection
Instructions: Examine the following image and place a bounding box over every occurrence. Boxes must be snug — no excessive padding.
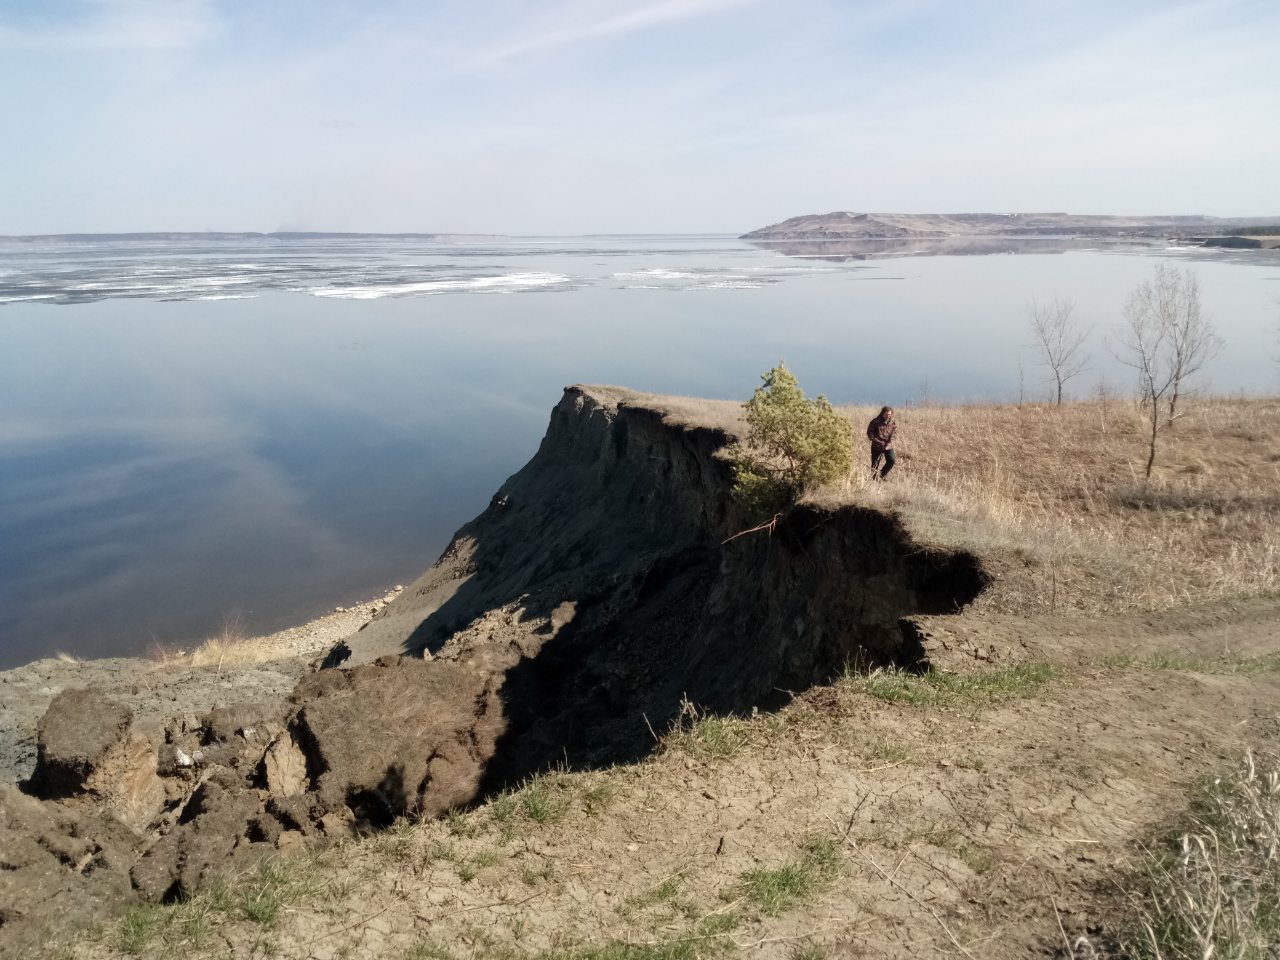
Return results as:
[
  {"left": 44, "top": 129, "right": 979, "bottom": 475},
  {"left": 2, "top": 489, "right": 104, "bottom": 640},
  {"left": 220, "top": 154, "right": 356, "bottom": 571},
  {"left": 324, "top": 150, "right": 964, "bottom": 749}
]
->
[{"left": 1, "top": 236, "right": 1277, "bottom": 668}]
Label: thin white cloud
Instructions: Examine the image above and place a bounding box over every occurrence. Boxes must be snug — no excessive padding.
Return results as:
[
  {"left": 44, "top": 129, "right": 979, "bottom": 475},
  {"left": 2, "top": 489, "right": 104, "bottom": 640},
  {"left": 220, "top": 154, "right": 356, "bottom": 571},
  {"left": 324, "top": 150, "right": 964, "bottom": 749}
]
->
[
  {"left": 462, "top": 0, "right": 763, "bottom": 68},
  {"left": 0, "top": 0, "right": 218, "bottom": 50}
]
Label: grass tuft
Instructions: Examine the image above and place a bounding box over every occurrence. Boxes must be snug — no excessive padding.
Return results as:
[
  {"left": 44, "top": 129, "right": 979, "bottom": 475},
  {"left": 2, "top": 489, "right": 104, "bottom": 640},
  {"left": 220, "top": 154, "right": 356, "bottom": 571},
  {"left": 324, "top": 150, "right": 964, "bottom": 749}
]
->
[
  {"left": 98, "top": 851, "right": 329, "bottom": 957},
  {"left": 1102, "top": 650, "right": 1280, "bottom": 675},
  {"left": 663, "top": 698, "right": 753, "bottom": 760},
  {"left": 737, "top": 835, "right": 842, "bottom": 916},
  {"left": 1122, "top": 751, "right": 1280, "bottom": 959},
  {"left": 846, "top": 662, "right": 1057, "bottom": 707},
  {"left": 521, "top": 776, "right": 573, "bottom": 824},
  {"left": 116, "top": 905, "right": 166, "bottom": 956}
]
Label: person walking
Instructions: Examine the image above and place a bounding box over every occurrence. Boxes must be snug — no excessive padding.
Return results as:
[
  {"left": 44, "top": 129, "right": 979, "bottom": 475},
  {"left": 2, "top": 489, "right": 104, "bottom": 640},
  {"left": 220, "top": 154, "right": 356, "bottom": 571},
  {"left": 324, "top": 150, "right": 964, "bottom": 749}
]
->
[{"left": 866, "top": 406, "right": 897, "bottom": 480}]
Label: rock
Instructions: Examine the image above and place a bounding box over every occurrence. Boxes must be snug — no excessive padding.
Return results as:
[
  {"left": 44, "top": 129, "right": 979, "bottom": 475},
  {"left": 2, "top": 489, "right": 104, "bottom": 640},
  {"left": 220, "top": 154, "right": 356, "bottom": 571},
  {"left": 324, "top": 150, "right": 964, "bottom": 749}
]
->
[
  {"left": 290, "top": 657, "right": 505, "bottom": 826},
  {"left": 264, "top": 794, "right": 326, "bottom": 837},
  {"left": 276, "top": 830, "right": 305, "bottom": 854},
  {"left": 29, "top": 688, "right": 132, "bottom": 797},
  {"left": 131, "top": 770, "right": 267, "bottom": 903},
  {"left": 28, "top": 688, "right": 166, "bottom": 832},
  {"left": 261, "top": 732, "right": 308, "bottom": 798},
  {"left": 203, "top": 700, "right": 287, "bottom": 744},
  {"left": 0, "top": 783, "right": 140, "bottom": 954},
  {"left": 319, "top": 810, "right": 355, "bottom": 838}
]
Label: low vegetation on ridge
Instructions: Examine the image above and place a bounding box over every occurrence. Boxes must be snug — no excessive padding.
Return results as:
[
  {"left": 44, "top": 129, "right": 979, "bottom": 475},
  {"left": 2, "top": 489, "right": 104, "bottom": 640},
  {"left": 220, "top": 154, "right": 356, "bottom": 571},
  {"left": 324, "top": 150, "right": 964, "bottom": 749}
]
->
[{"left": 826, "top": 393, "right": 1280, "bottom": 616}]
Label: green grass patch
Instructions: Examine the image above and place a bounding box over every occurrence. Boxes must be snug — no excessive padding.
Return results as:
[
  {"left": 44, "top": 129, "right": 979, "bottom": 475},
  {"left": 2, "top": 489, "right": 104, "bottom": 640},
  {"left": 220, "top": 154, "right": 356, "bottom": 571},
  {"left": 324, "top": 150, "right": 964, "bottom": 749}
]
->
[
  {"left": 737, "top": 835, "right": 841, "bottom": 916},
  {"left": 536, "top": 910, "right": 741, "bottom": 960},
  {"left": 444, "top": 807, "right": 479, "bottom": 837},
  {"left": 627, "top": 875, "right": 685, "bottom": 910},
  {"left": 99, "top": 852, "right": 328, "bottom": 958},
  {"left": 862, "top": 734, "right": 913, "bottom": 764},
  {"left": 1101, "top": 651, "right": 1280, "bottom": 675},
  {"left": 237, "top": 857, "right": 322, "bottom": 925},
  {"left": 623, "top": 874, "right": 701, "bottom": 921},
  {"left": 521, "top": 777, "right": 573, "bottom": 824},
  {"left": 847, "top": 662, "right": 1056, "bottom": 707},
  {"left": 663, "top": 700, "right": 754, "bottom": 760},
  {"left": 582, "top": 782, "right": 617, "bottom": 816},
  {"left": 116, "top": 905, "right": 167, "bottom": 956},
  {"left": 456, "top": 846, "right": 503, "bottom": 883},
  {"left": 485, "top": 770, "right": 585, "bottom": 836}
]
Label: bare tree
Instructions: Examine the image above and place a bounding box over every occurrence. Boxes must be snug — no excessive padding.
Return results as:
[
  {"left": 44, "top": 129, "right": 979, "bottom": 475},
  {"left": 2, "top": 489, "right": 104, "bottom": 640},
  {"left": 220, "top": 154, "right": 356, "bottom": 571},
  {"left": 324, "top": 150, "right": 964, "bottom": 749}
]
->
[
  {"left": 1125, "top": 265, "right": 1222, "bottom": 420},
  {"left": 1111, "top": 265, "right": 1223, "bottom": 478},
  {"left": 1028, "top": 295, "right": 1089, "bottom": 405}
]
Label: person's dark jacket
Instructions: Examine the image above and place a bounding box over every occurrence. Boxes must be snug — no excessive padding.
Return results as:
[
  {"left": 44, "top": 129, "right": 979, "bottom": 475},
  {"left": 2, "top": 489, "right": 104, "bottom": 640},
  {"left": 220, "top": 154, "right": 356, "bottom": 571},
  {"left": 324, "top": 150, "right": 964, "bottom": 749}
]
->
[{"left": 867, "top": 414, "right": 896, "bottom": 453}]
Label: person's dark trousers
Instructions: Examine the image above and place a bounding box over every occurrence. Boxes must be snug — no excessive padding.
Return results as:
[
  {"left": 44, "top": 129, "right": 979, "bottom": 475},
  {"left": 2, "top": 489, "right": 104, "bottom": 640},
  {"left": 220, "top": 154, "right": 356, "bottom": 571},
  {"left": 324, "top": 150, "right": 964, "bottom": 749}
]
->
[{"left": 871, "top": 448, "right": 896, "bottom": 479}]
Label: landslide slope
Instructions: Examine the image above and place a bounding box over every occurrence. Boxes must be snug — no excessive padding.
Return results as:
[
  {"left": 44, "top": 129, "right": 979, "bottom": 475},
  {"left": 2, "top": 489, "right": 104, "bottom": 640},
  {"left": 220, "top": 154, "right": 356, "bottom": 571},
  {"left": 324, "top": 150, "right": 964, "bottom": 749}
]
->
[
  {"left": 332, "top": 385, "right": 989, "bottom": 780},
  {"left": 0, "top": 385, "right": 990, "bottom": 956}
]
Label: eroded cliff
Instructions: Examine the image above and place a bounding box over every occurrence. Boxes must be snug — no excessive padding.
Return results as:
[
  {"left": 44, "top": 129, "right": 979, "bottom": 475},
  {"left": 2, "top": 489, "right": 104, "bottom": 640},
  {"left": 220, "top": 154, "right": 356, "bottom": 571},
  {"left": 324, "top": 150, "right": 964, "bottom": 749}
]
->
[{"left": 2, "top": 385, "right": 989, "bottom": 952}]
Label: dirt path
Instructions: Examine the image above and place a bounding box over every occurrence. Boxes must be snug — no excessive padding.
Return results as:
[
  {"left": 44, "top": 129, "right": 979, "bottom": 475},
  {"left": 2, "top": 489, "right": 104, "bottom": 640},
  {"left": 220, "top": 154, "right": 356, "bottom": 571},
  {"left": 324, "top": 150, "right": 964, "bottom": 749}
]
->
[
  {"left": 52, "top": 597, "right": 1280, "bottom": 960},
  {"left": 915, "top": 594, "right": 1280, "bottom": 671}
]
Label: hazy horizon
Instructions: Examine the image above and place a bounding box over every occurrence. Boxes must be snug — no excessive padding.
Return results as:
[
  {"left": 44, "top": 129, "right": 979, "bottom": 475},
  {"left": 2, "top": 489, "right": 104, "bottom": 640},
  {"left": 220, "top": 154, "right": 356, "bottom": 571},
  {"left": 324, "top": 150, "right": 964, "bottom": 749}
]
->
[
  {"left": 3, "top": 1, "right": 1277, "bottom": 236},
  {"left": 6, "top": 212, "right": 1280, "bottom": 241}
]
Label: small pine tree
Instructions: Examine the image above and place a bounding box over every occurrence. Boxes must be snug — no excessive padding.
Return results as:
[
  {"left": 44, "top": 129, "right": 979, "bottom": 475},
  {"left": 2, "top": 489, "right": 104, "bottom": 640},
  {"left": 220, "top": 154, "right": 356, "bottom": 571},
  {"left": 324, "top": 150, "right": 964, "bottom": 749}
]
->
[{"left": 730, "top": 364, "right": 853, "bottom": 517}]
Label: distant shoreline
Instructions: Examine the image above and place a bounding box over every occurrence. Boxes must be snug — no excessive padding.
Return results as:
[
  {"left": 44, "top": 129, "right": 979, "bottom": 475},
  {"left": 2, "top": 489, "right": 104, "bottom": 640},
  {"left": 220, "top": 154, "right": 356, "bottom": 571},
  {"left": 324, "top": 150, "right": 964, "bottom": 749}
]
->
[
  {"left": 741, "top": 211, "right": 1280, "bottom": 241},
  {"left": 0, "top": 231, "right": 509, "bottom": 243}
]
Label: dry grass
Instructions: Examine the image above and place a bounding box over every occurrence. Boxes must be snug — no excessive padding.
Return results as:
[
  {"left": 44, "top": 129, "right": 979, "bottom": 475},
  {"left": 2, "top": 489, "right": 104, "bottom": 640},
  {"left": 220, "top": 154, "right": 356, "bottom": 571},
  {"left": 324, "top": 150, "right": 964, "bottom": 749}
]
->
[
  {"left": 146, "top": 619, "right": 280, "bottom": 672},
  {"left": 806, "top": 395, "right": 1280, "bottom": 616},
  {"left": 1122, "top": 751, "right": 1280, "bottom": 960},
  {"left": 580, "top": 384, "right": 745, "bottom": 438}
]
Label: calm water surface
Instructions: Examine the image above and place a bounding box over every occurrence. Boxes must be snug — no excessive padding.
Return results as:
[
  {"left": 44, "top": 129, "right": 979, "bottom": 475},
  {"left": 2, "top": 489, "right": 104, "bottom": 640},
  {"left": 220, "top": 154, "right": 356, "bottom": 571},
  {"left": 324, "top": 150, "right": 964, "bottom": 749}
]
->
[{"left": 1, "top": 235, "right": 1277, "bottom": 668}]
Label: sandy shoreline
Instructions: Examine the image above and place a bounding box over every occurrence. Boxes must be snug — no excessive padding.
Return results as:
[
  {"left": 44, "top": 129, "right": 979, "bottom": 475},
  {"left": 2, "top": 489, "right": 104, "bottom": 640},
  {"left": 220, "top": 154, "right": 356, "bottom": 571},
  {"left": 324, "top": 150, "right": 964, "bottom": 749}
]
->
[{"left": 0, "top": 586, "right": 404, "bottom": 784}]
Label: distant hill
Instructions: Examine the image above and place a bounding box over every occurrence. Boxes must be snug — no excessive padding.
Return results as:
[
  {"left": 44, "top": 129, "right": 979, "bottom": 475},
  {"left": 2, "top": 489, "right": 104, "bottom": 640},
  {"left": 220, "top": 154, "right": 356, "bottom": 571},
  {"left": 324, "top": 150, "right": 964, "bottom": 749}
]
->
[{"left": 741, "top": 211, "right": 1280, "bottom": 240}]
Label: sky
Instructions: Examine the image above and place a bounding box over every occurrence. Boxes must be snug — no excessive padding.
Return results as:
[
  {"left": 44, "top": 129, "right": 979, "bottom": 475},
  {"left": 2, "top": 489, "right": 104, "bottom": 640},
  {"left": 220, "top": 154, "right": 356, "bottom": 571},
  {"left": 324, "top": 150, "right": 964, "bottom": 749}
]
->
[{"left": 2, "top": 0, "right": 1278, "bottom": 234}]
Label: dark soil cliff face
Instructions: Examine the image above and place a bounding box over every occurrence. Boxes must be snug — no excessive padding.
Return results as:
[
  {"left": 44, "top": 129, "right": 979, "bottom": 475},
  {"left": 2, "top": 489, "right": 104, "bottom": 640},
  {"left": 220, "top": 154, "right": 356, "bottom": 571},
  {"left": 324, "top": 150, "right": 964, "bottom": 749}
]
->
[{"left": 339, "top": 385, "right": 989, "bottom": 782}]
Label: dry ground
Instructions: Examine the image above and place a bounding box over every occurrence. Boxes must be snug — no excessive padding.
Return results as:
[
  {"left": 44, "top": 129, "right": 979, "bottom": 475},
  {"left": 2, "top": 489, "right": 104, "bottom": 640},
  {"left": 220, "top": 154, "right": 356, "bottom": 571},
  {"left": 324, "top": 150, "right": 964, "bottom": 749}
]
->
[{"left": 50, "top": 596, "right": 1280, "bottom": 960}]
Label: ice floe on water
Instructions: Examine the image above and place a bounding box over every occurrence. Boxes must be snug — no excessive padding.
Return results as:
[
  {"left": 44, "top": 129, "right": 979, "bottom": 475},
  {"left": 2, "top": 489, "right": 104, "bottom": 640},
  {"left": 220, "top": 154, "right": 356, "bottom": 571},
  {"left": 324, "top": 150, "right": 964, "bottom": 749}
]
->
[
  {"left": 610, "top": 263, "right": 836, "bottom": 290},
  {"left": 311, "top": 272, "right": 573, "bottom": 299},
  {"left": 0, "top": 236, "right": 849, "bottom": 306}
]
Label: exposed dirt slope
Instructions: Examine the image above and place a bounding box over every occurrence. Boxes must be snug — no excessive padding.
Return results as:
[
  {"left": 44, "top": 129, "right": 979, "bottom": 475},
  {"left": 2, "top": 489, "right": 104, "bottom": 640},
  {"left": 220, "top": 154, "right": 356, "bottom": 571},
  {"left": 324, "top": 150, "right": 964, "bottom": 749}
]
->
[
  {"left": 7, "top": 385, "right": 1277, "bottom": 960},
  {"left": 332, "top": 385, "right": 988, "bottom": 779},
  {"left": 0, "top": 385, "right": 990, "bottom": 956},
  {"left": 47, "top": 596, "right": 1280, "bottom": 960}
]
